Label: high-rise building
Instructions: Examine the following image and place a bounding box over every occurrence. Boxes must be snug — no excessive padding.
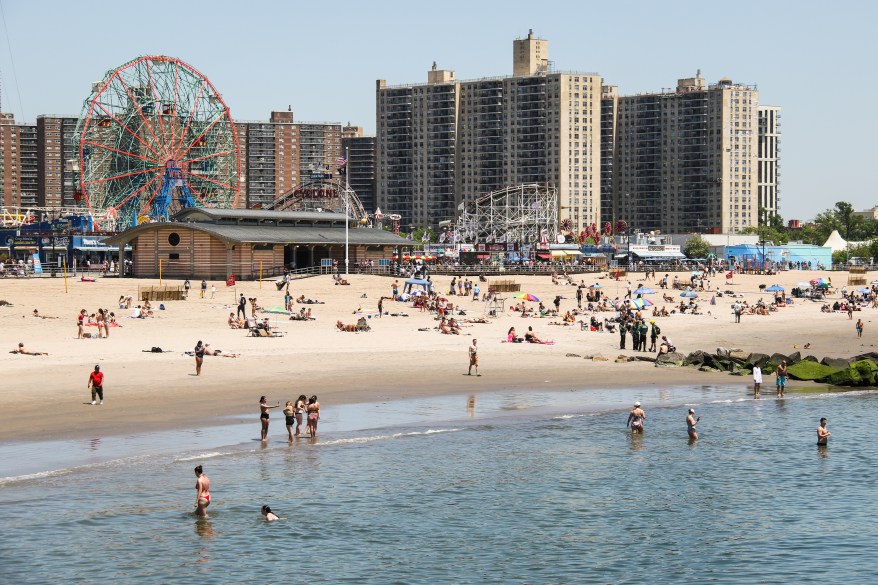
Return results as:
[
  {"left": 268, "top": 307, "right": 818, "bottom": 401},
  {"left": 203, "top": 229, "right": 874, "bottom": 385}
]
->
[
  {"left": 600, "top": 85, "right": 619, "bottom": 227},
  {"left": 757, "top": 105, "right": 781, "bottom": 221},
  {"left": 342, "top": 134, "right": 376, "bottom": 214},
  {"left": 236, "top": 111, "right": 345, "bottom": 208},
  {"left": 37, "top": 115, "right": 80, "bottom": 207},
  {"left": 376, "top": 33, "right": 602, "bottom": 231},
  {"left": 610, "top": 72, "right": 760, "bottom": 234}
]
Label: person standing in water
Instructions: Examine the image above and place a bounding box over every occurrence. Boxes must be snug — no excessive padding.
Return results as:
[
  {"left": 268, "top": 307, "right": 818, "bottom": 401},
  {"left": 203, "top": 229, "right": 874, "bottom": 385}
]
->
[
  {"left": 283, "top": 401, "right": 295, "bottom": 442},
  {"left": 259, "top": 396, "right": 281, "bottom": 442},
  {"left": 686, "top": 408, "right": 700, "bottom": 440},
  {"left": 294, "top": 394, "right": 307, "bottom": 437},
  {"left": 776, "top": 360, "right": 788, "bottom": 397},
  {"left": 194, "top": 465, "right": 211, "bottom": 517},
  {"left": 305, "top": 395, "right": 320, "bottom": 438},
  {"left": 627, "top": 401, "right": 646, "bottom": 433},
  {"left": 817, "top": 417, "right": 830, "bottom": 446},
  {"left": 752, "top": 365, "right": 763, "bottom": 398}
]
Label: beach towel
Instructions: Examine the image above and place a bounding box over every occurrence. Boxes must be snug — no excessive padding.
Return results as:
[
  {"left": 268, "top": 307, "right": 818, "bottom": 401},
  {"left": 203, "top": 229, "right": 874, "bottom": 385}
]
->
[{"left": 263, "top": 306, "right": 291, "bottom": 315}]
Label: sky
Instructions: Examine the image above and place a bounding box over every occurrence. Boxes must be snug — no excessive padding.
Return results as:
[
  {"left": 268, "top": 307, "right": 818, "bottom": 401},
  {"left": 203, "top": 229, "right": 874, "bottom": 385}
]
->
[{"left": 1, "top": 0, "right": 875, "bottom": 221}]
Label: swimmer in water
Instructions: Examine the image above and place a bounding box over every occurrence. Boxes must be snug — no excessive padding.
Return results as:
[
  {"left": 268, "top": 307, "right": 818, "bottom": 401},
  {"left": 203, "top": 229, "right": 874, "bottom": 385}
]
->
[
  {"left": 194, "top": 465, "right": 211, "bottom": 517},
  {"left": 261, "top": 505, "right": 279, "bottom": 522}
]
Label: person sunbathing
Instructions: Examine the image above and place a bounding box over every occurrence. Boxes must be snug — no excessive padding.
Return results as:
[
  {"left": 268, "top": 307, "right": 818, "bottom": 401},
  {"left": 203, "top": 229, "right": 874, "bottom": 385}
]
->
[
  {"left": 32, "top": 309, "right": 59, "bottom": 319},
  {"left": 203, "top": 344, "right": 240, "bottom": 358},
  {"left": 11, "top": 342, "right": 48, "bottom": 356},
  {"left": 228, "top": 313, "right": 244, "bottom": 328},
  {"left": 439, "top": 318, "right": 454, "bottom": 334},
  {"left": 563, "top": 311, "right": 575, "bottom": 323}
]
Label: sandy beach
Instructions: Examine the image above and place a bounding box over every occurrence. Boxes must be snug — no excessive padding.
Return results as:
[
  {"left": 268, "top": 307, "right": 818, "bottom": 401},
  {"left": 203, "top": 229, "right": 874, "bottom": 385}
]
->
[{"left": 0, "top": 268, "right": 870, "bottom": 442}]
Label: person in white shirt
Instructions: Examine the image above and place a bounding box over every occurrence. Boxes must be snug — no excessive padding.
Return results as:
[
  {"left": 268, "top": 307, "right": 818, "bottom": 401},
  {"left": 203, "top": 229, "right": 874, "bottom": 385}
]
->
[{"left": 752, "top": 365, "right": 763, "bottom": 398}]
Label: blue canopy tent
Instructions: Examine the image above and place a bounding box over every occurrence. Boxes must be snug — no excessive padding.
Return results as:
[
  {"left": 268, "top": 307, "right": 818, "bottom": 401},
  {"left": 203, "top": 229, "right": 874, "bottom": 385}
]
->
[{"left": 403, "top": 278, "right": 433, "bottom": 294}]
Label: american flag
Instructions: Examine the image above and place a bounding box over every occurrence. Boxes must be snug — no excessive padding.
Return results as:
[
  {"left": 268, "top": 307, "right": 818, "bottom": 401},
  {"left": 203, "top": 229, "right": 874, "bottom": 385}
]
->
[{"left": 336, "top": 156, "right": 347, "bottom": 167}]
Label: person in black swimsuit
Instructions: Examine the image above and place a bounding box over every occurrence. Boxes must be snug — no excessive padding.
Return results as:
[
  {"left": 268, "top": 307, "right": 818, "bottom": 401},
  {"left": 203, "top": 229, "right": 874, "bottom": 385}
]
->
[
  {"left": 194, "top": 340, "right": 205, "bottom": 376},
  {"left": 259, "top": 395, "right": 281, "bottom": 442}
]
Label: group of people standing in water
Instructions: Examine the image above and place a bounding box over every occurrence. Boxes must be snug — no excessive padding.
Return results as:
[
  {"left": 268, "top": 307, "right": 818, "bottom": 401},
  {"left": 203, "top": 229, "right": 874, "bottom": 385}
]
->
[
  {"left": 627, "top": 400, "right": 830, "bottom": 445},
  {"left": 259, "top": 394, "right": 320, "bottom": 441}
]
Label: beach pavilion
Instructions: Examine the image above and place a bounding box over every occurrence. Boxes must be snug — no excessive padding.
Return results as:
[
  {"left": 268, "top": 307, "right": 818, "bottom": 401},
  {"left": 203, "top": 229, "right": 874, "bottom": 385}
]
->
[{"left": 103, "top": 208, "right": 411, "bottom": 279}]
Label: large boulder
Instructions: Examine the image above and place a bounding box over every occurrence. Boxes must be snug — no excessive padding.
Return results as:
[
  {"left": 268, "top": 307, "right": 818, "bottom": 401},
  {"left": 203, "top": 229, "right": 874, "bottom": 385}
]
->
[
  {"left": 684, "top": 350, "right": 709, "bottom": 367},
  {"left": 821, "top": 360, "right": 878, "bottom": 387},
  {"left": 770, "top": 352, "right": 790, "bottom": 366},
  {"left": 747, "top": 352, "right": 771, "bottom": 368},
  {"left": 702, "top": 353, "right": 726, "bottom": 370},
  {"left": 655, "top": 352, "right": 685, "bottom": 368},
  {"left": 787, "top": 351, "right": 802, "bottom": 365},
  {"left": 631, "top": 355, "right": 657, "bottom": 363},
  {"left": 852, "top": 351, "right": 878, "bottom": 362},
  {"left": 730, "top": 350, "right": 750, "bottom": 361},
  {"left": 803, "top": 355, "right": 819, "bottom": 363},
  {"left": 716, "top": 347, "right": 731, "bottom": 358},
  {"left": 821, "top": 356, "right": 851, "bottom": 370},
  {"left": 787, "top": 360, "right": 840, "bottom": 381}
]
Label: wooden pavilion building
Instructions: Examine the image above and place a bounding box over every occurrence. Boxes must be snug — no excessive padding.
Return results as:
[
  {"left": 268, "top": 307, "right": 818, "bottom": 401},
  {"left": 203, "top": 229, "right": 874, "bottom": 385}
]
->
[{"left": 103, "top": 208, "right": 411, "bottom": 279}]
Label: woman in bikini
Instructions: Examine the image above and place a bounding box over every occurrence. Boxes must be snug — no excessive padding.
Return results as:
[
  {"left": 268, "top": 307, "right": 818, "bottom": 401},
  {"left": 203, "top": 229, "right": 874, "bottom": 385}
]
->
[
  {"left": 294, "top": 394, "right": 307, "bottom": 437},
  {"left": 96, "top": 308, "right": 109, "bottom": 338},
  {"left": 194, "top": 465, "right": 211, "bottom": 517},
  {"left": 77, "top": 309, "right": 86, "bottom": 338},
  {"left": 283, "top": 400, "right": 295, "bottom": 442},
  {"left": 305, "top": 395, "right": 320, "bottom": 438},
  {"left": 259, "top": 395, "right": 281, "bottom": 442}
]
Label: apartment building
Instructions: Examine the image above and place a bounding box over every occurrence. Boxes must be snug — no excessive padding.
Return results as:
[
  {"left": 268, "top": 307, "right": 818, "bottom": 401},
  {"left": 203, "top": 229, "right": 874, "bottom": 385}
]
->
[
  {"left": 341, "top": 133, "right": 376, "bottom": 214},
  {"left": 376, "top": 31, "right": 602, "bottom": 231},
  {"left": 599, "top": 85, "right": 618, "bottom": 227},
  {"left": 757, "top": 105, "right": 781, "bottom": 220},
  {"left": 236, "top": 111, "right": 345, "bottom": 208},
  {"left": 0, "top": 114, "right": 39, "bottom": 208},
  {"left": 36, "top": 115, "right": 80, "bottom": 207},
  {"left": 611, "top": 72, "right": 760, "bottom": 234}
]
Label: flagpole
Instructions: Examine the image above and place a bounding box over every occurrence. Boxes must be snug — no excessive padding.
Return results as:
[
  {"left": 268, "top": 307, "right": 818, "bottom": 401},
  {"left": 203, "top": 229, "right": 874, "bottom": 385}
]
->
[{"left": 344, "top": 146, "right": 350, "bottom": 277}]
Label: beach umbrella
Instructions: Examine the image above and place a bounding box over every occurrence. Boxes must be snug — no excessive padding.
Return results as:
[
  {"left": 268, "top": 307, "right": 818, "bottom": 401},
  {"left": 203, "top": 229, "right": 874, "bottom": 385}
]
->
[
  {"left": 810, "top": 277, "right": 829, "bottom": 285},
  {"left": 765, "top": 285, "right": 785, "bottom": 292},
  {"left": 633, "top": 287, "right": 654, "bottom": 294},
  {"left": 680, "top": 291, "right": 698, "bottom": 298},
  {"left": 871, "top": 280, "right": 878, "bottom": 285},
  {"left": 815, "top": 282, "right": 831, "bottom": 289},
  {"left": 514, "top": 293, "right": 540, "bottom": 302},
  {"left": 797, "top": 282, "right": 812, "bottom": 288},
  {"left": 588, "top": 284, "right": 603, "bottom": 289},
  {"left": 691, "top": 270, "right": 702, "bottom": 276},
  {"left": 857, "top": 288, "right": 871, "bottom": 294},
  {"left": 632, "top": 297, "right": 654, "bottom": 308},
  {"left": 411, "top": 290, "right": 427, "bottom": 297}
]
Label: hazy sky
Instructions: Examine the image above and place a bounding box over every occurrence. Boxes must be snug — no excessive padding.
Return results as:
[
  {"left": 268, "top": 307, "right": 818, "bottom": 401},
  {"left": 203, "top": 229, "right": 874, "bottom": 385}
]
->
[{"left": 1, "top": 0, "right": 875, "bottom": 220}]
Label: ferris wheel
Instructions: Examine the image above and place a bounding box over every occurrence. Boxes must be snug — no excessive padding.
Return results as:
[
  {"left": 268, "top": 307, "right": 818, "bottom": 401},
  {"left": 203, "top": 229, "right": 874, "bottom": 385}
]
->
[{"left": 73, "top": 55, "right": 241, "bottom": 231}]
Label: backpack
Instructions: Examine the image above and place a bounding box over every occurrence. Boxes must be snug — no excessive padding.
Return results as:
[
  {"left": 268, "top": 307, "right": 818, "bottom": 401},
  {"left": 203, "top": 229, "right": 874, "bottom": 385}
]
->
[{"left": 653, "top": 325, "right": 661, "bottom": 335}]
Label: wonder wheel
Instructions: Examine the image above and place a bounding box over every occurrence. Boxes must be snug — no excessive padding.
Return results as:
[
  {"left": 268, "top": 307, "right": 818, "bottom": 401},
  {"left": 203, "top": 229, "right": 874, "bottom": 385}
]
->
[{"left": 73, "top": 56, "right": 241, "bottom": 231}]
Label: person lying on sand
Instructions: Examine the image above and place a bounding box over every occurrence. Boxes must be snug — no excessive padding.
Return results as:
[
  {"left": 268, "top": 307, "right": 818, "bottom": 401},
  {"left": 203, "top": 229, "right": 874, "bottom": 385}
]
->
[
  {"left": 32, "top": 309, "right": 59, "bottom": 319},
  {"left": 296, "top": 295, "right": 324, "bottom": 304},
  {"left": 11, "top": 342, "right": 48, "bottom": 356},
  {"left": 228, "top": 313, "right": 244, "bottom": 328},
  {"left": 336, "top": 319, "right": 369, "bottom": 332}
]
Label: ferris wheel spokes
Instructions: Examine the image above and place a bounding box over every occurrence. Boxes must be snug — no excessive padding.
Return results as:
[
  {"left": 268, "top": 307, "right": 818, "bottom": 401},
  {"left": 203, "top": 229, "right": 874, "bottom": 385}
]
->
[
  {"left": 93, "top": 100, "right": 164, "bottom": 160},
  {"left": 116, "top": 74, "right": 166, "bottom": 159}
]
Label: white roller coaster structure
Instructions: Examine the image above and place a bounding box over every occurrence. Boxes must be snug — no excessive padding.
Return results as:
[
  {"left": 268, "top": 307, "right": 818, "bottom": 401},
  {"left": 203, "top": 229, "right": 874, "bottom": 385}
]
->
[{"left": 455, "top": 184, "right": 558, "bottom": 244}]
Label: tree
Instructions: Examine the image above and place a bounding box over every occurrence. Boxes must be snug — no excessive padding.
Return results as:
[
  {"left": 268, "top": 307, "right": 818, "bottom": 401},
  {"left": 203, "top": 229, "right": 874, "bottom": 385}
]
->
[{"left": 683, "top": 234, "right": 710, "bottom": 259}]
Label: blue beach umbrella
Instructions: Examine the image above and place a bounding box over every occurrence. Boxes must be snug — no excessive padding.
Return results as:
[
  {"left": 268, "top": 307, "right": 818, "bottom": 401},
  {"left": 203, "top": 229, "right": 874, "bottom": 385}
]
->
[
  {"left": 680, "top": 291, "right": 698, "bottom": 298},
  {"left": 765, "top": 285, "right": 785, "bottom": 292},
  {"left": 857, "top": 288, "right": 871, "bottom": 294},
  {"left": 589, "top": 284, "right": 603, "bottom": 289},
  {"left": 633, "top": 287, "right": 655, "bottom": 295}
]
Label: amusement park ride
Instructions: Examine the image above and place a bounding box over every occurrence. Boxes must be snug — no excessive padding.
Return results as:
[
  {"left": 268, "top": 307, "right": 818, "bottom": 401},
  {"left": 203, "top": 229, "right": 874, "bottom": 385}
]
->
[{"left": 71, "top": 55, "right": 241, "bottom": 231}]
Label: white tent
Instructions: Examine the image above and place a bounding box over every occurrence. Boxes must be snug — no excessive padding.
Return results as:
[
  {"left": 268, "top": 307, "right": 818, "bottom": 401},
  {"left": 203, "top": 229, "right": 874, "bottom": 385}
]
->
[{"left": 823, "top": 230, "right": 848, "bottom": 252}]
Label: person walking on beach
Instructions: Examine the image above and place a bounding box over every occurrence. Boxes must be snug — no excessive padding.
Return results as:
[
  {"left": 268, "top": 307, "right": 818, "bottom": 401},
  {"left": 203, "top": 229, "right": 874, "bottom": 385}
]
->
[
  {"left": 194, "top": 465, "right": 210, "bottom": 517},
  {"left": 817, "top": 417, "right": 830, "bottom": 446},
  {"left": 194, "top": 340, "right": 205, "bottom": 376},
  {"left": 210, "top": 284, "right": 216, "bottom": 299},
  {"left": 619, "top": 320, "right": 627, "bottom": 350},
  {"left": 686, "top": 408, "right": 700, "bottom": 440},
  {"left": 305, "top": 395, "right": 320, "bottom": 438},
  {"left": 87, "top": 364, "right": 104, "bottom": 405},
  {"left": 856, "top": 318, "right": 864, "bottom": 338},
  {"left": 237, "top": 294, "right": 247, "bottom": 320},
  {"left": 200, "top": 280, "right": 207, "bottom": 299},
  {"left": 649, "top": 320, "right": 660, "bottom": 352},
  {"left": 776, "top": 360, "right": 788, "bottom": 397},
  {"left": 733, "top": 301, "right": 742, "bottom": 323},
  {"left": 576, "top": 285, "right": 583, "bottom": 308},
  {"left": 627, "top": 401, "right": 645, "bottom": 433},
  {"left": 259, "top": 396, "right": 281, "bottom": 442},
  {"left": 468, "top": 339, "right": 480, "bottom": 376},
  {"left": 184, "top": 279, "right": 191, "bottom": 299},
  {"left": 753, "top": 365, "right": 763, "bottom": 398},
  {"left": 378, "top": 297, "right": 384, "bottom": 318}
]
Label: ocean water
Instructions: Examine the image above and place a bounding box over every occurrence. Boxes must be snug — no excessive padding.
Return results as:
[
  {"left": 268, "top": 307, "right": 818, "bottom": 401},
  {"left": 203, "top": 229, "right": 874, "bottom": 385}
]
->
[{"left": 1, "top": 385, "right": 877, "bottom": 584}]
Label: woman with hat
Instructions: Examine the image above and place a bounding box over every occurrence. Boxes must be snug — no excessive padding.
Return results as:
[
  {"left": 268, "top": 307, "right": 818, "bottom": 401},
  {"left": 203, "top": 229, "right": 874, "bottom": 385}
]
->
[{"left": 627, "top": 402, "right": 646, "bottom": 433}]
